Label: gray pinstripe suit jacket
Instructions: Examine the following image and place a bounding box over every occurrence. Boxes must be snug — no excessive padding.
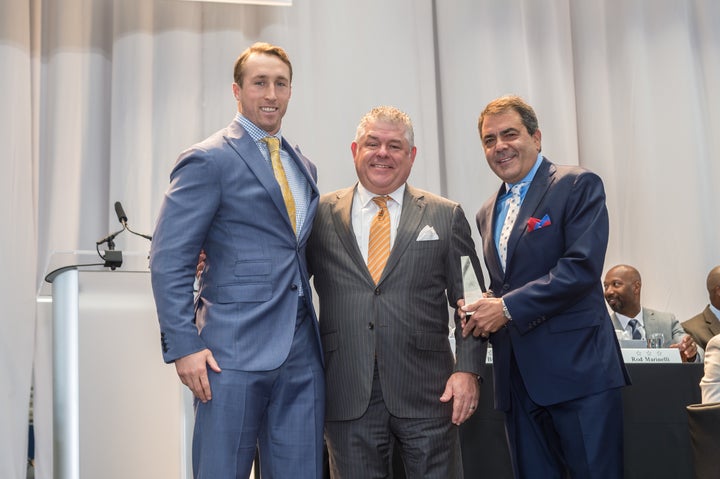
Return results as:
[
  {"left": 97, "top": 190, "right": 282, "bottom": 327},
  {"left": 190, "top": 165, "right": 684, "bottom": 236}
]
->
[{"left": 308, "top": 183, "right": 487, "bottom": 421}]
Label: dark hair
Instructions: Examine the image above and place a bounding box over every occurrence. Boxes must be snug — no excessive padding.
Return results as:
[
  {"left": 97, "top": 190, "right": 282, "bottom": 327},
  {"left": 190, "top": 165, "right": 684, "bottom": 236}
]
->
[{"left": 478, "top": 95, "right": 539, "bottom": 136}]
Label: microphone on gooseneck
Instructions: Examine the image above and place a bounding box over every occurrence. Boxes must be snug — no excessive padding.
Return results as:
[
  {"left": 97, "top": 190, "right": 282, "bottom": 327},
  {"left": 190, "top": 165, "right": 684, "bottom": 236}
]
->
[
  {"left": 97, "top": 202, "right": 126, "bottom": 248},
  {"left": 96, "top": 201, "right": 127, "bottom": 269},
  {"left": 115, "top": 201, "right": 153, "bottom": 241},
  {"left": 96, "top": 230, "right": 122, "bottom": 247},
  {"left": 114, "top": 201, "right": 128, "bottom": 227}
]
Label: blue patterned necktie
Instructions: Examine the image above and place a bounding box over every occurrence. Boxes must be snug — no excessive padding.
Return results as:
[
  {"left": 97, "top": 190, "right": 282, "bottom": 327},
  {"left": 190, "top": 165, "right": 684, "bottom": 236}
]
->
[
  {"left": 628, "top": 319, "right": 642, "bottom": 340},
  {"left": 498, "top": 183, "right": 524, "bottom": 270}
]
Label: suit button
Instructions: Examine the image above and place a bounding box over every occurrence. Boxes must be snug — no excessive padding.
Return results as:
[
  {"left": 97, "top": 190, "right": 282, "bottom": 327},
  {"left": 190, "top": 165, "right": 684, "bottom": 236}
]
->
[
  {"left": 502, "top": 284, "right": 510, "bottom": 292},
  {"left": 368, "top": 322, "right": 374, "bottom": 330},
  {"left": 374, "top": 288, "right": 381, "bottom": 295},
  {"left": 290, "top": 284, "right": 298, "bottom": 291}
]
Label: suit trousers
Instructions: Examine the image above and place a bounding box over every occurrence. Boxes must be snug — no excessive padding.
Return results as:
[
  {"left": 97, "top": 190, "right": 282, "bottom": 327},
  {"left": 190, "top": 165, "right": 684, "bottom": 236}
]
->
[
  {"left": 325, "top": 362, "right": 462, "bottom": 479},
  {"left": 192, "top": 300, "right": 325, "bottom": 479},
  {"left": 505, "top": 356, "right": 624, "bottom": 479}
]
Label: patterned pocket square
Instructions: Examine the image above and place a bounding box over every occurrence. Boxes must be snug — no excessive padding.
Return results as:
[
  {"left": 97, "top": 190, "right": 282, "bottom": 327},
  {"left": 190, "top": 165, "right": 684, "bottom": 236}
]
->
[
  {"left": 416, "top": 225, "right": 439, "bottom": 241},
  {"left": 527, "top": 214, "right": 552, "bottom": 232}
]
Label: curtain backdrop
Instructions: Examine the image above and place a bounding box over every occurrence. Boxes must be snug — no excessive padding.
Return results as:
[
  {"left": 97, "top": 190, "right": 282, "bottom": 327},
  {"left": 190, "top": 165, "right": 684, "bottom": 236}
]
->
[{"left": 2, "top": 0, "right": 718, "bottom": 477}]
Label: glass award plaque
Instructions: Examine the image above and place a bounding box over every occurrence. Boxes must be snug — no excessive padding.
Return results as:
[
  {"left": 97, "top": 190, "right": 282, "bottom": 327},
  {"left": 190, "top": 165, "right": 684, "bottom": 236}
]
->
[{"left": 461, "top": 255, "right": 483, "bottom": 307}]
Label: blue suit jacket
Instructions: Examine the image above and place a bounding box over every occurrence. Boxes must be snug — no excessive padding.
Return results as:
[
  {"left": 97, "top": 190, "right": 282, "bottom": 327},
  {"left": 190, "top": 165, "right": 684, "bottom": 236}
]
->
[
  {"left": 150, "top": 120, "right": 320, "bottom": 371},
  {"left": 477, "top": 158, "right": 629, "bottom": 410}
]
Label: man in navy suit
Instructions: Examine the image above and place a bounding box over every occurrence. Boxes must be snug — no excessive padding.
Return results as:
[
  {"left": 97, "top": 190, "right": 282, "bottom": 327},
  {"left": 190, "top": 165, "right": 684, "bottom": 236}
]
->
[
  {"left": 461, "top": 95, "right": 630, "bottom": 478},
  {"left": 150, "top": 43, "right": 324, "bottom": 478}
]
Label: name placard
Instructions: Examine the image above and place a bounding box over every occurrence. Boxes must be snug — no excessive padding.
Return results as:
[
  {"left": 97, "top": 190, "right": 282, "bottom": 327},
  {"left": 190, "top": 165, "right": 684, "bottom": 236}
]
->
[
  {"left": 484, "top": 347, "right": 682, "bottom": 364},
  {"left": 621, "top": 348, "right": 682, "bottom": 364}
]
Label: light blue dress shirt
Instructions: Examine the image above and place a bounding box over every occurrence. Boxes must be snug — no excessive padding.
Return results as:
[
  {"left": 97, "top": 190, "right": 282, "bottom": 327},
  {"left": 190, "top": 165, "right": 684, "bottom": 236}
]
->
[
  {"left": 493, "top": 153, "right": 544, "bottom": 251},
  {"left": 236, "top": 113, "right": 312, "bottom": 236}
]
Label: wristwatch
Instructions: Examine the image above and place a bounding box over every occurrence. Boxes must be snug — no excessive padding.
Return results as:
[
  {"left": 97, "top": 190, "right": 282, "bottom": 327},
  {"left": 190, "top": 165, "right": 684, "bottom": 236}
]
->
[{"left": 501, "top": 298, "right": 512, "bottom": 321}]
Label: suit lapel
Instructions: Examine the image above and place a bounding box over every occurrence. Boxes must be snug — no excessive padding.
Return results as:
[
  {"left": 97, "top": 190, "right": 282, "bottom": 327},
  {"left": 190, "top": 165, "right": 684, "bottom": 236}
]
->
[
  {"left": 378, "top": 185, "right": 425, "bottom": 284},
  {"left": 705, "top": 307, "right": 720, "bottom": 335},
  {"left": 223, "top": 122, "right": 292, "bottom": 232},
  {"left": 642, "top": 309, "right": 658, "bottom": 337},
  {"left": 332, "top": 184, "right": 426, "bottom": 286},
  {"left": 329, "top": 185, "right": 370, "bottom": 278},
  {"left": 281, "top": 137, "right": 319, "bottom": 243},
  {"left": 611, "top": 312, "right": 622, "bottom": 330},
  {"left": 506, "top": 158, "right": 556, "bottom": 271},
  {"left": 485, "top": 188, "right": 504, "bottom": 277}
]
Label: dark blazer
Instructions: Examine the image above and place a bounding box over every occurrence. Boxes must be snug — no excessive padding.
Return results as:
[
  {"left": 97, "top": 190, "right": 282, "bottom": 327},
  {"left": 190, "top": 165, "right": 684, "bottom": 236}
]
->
[
  {"left": 150, "top": 120, "right": 321, "bottom": 371},
  {"left": 477, "top": 158, "right": 629, "bottom": 411},
  {"left": 308, "top": 184, "right": 486, "bottom": 421},
  {"left": 682, "top": 306, "right": 720, "bottom": 350}
]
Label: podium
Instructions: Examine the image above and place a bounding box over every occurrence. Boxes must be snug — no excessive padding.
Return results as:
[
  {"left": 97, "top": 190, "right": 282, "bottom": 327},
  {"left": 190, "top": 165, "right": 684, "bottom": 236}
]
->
[{"left": 40, "top": 251, "right": 193, "bottom": 479}]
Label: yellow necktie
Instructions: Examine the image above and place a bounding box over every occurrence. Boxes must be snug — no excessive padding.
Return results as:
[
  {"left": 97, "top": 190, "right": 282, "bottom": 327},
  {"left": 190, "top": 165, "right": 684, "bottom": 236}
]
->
[
  {"left": 262, "top": 136, "right": 296, "bottom": 233},
  {"left": 368, "top": 196, "right": 390, "bottom": 284}
]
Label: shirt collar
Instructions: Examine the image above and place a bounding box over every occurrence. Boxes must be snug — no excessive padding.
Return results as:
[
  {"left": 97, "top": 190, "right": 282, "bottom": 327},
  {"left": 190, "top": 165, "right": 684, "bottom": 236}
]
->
[
  {"left": 504, "top": 153, "right": 543, "bottom": 194},
  {"left": 616, "top": 309, "right": 644, "bottom": 328},
  {"left": 710, "top": 304, "right": 720, "bottom": 319},
  {"left": 356, "top": 182, "right": 405, "bottom": 209},
  {"left": 235, "top": 113, "right": 283, "bottom": 144}
]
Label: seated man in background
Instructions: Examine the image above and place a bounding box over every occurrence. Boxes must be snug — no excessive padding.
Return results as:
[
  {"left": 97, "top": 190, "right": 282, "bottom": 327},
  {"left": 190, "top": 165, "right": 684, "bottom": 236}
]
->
[
  {"left": 603, "top": 264, "right": 700, "bottom": 362},
  {"left": 701, "top": 333, "right": 720, "bottom": 403},
  {"left": 682, "top": 265, "right": 720, "bottom": 350}
]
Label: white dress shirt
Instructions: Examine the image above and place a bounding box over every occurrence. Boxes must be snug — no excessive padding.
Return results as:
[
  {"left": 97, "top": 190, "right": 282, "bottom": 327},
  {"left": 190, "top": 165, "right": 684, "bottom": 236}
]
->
[
  {"left": 352, "top": 183, "right": 404, "bottom": 263},
  {"left": 616, "top": 311, "right": 646, "bottom": 339}
]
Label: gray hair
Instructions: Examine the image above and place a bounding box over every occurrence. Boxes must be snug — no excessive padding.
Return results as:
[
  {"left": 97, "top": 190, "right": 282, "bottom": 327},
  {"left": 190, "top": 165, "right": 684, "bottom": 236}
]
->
[{"left": 355, "top": 106, "right": 414, "bottom": 147}]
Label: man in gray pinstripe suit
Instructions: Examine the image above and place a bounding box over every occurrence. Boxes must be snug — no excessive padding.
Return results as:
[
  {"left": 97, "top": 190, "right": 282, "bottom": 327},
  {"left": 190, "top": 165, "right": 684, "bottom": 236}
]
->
[{"left": 308, "top": 106, "right": 487, "bottom": 479}]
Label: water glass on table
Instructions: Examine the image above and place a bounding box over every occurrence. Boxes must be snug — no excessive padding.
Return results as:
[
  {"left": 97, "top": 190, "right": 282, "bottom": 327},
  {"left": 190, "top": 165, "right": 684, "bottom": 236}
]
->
[{"left": 648, "top": 333, "right": 665, "bottom": 349}]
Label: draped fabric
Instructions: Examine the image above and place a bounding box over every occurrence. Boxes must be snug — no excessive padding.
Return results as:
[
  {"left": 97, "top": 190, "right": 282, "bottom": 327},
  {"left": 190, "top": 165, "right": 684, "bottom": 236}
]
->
[
  {"left": 2, "top": 0, "right": 719, "bottom": 477},
  {"left": 1, "top": 3, "right": 37, "bottom": 479}
]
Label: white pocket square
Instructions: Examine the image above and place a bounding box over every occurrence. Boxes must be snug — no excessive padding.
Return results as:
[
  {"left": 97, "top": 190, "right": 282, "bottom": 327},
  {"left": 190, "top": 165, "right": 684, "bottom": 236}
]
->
[{"left": 416, "top": 225, "right": 439, "bottom": 241}]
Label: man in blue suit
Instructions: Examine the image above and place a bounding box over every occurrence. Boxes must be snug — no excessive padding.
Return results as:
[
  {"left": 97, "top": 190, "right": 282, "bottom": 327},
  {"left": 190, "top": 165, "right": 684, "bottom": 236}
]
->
[
  {"left": 461, "top": 95, "right": 630, "bottom": 478},
  {"left": 150, "top": 42, "right": 324, "bottom": 478}
]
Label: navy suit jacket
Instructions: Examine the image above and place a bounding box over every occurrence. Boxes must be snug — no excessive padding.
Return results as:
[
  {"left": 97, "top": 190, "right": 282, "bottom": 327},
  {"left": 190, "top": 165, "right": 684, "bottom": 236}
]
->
[
  {"left": 477, "top": 158, "right": 629, "bottom": 410},
  {"left": 150, "top": 120, "right": 321, "bottom": 371}
]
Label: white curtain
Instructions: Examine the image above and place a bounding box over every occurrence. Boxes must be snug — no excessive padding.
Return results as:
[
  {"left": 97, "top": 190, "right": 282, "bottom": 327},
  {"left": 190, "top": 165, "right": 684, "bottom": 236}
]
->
[
  {"left": 2, "top": 0, "right": 719, "bottom": 477},
  {"left": 1, "top": 2, "right": 37, "bottom": 479}
]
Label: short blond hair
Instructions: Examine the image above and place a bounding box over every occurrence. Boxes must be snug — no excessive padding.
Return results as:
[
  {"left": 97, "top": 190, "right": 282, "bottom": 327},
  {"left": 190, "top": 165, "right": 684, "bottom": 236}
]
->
[{"left": 233, "top": 42, "right": 292, "bottom": 87}]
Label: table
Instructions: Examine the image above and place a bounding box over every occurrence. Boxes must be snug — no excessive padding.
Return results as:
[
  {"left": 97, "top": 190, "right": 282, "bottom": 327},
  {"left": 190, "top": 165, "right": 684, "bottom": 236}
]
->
[{"left": 458, "top": 363, "right": 704, "bottom": 478}]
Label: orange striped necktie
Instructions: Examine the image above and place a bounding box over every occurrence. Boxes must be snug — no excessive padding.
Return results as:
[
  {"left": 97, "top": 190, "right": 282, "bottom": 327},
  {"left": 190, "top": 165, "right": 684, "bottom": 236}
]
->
[
  {"left": 262, "top": 136, "right": 296, "bottom": 233},
  {"left": 368, "top": 196, "right": 390, "bottom": 284}
]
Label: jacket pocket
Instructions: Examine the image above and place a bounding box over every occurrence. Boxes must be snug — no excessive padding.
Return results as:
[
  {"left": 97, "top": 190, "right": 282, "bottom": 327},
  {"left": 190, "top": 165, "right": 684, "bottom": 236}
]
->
[{"left": 215, "top": 282, "right": 272, "bottom": 303}]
